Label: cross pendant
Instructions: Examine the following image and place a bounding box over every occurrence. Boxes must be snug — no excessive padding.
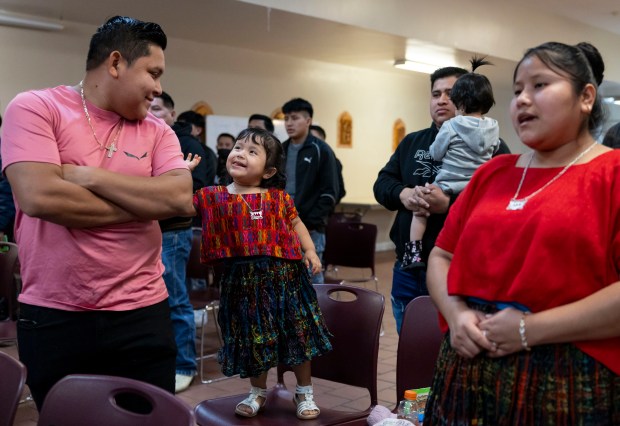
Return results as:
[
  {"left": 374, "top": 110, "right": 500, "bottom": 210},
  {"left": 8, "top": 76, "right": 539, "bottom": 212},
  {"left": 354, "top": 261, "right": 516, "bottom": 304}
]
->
[{"left": 106, "top": 143, "right": 117, "bottom": 158}]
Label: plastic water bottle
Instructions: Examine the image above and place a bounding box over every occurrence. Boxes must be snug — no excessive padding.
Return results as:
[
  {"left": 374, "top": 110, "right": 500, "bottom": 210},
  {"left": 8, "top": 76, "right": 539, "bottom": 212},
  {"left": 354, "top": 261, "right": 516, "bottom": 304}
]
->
[{"left": 397, "top": 390, "right": 419, "bottom": 425}]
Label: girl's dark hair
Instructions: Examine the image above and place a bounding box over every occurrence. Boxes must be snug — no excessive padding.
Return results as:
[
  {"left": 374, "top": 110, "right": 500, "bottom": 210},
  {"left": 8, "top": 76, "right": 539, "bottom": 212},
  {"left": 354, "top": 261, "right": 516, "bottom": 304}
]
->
[
  {"left": 235, "top": 127, "right": 286, "bottom": 189},
  {"left": 449, "top": 56, "right": 495, "bottom": 114},
  {"left": 86, "top": 16, "right": 167, "bottom": 70},
  {"left": 514, "top": 41, "right": 605, "bottom": 133}
]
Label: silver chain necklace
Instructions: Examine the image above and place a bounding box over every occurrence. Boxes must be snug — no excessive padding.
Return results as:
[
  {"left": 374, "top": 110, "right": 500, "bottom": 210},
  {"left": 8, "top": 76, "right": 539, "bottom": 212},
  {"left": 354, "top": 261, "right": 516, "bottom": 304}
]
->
[
  {"left": 507, "top": 141, "right": 598, "bottom": 211},
  {"left": 79, "top": 81, "right": 124, "bottom": 158},
  {"left": 234, "top": 184, "right": 264, "bottom": 220}
]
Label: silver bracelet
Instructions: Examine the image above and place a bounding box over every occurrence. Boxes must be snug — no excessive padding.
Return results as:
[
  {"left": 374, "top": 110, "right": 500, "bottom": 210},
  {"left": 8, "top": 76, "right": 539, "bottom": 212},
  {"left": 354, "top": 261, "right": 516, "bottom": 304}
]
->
[{"left": 519, "top": 312, "right": 531, "bottom": 351}]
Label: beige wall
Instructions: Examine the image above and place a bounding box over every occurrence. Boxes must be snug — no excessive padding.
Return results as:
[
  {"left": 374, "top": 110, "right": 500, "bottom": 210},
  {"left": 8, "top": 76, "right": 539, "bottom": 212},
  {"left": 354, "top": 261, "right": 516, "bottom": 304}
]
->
[{"left": 0, "top": 20, "right": 519, "bottom": 204}]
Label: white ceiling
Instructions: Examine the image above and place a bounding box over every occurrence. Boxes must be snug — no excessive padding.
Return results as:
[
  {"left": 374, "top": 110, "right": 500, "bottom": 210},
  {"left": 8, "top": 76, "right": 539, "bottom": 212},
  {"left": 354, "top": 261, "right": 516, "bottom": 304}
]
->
[
  {"left": 1, "top": 0, "right": 619, "bottom": 93},
  {"left": 532, "top": 0, "right": 620, "bottom": 37}
]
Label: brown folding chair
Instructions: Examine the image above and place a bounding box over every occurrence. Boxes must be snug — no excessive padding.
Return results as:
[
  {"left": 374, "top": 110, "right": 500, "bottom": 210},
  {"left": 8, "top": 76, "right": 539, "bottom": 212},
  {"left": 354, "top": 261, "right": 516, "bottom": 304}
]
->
[
  {"left": 322, "top": 222, "right": 379, "bottom": 293},
  {"left": 0, "top": 351, "right": 26, "bottom": 426},
  {"left": 0, "top": 242, "right": 19, "bottom": 345},
  {"left": 186, "top": 227, "right": 223, "bottom": 383},
  {"left": 327, "top": 211, "right": 363, "bottom": 227},
  {"left": 395, "top": 296, "right": 443, "bottom": 407},
  {"left": 194, "top": 283, "right": 385, "bottom": 425},
  {"left": 38, "top": 374, "right": 195, "bottom": 426}
]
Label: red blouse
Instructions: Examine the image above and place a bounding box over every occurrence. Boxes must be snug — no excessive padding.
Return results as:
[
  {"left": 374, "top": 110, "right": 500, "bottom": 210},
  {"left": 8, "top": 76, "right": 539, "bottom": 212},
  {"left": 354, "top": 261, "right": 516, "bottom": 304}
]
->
[
  {"left": 193, "top": 186, "right": 303, "bottom": 263},
  {"left": 436, "top": 150, "right": 620, "bottom": 374}
]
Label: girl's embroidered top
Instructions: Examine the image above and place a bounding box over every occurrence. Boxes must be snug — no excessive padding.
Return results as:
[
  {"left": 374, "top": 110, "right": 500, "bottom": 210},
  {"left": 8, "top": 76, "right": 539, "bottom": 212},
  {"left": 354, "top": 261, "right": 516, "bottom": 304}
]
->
[{"left": 194, "top": 186, "right": 303, "bottom": 262}]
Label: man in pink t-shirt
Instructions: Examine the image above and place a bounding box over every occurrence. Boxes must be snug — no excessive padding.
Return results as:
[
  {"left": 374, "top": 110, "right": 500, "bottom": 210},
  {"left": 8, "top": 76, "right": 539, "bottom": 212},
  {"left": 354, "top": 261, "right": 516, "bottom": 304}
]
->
[{"left": 1, "top": 16, "right": 195, "bottom": 410}]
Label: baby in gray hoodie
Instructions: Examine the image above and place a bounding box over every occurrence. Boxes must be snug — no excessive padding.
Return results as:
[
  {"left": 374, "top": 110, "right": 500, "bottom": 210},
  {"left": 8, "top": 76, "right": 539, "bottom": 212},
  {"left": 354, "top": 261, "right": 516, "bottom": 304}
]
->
[{"left": 402, "top": 58, "right": 499, "bottom": 270}]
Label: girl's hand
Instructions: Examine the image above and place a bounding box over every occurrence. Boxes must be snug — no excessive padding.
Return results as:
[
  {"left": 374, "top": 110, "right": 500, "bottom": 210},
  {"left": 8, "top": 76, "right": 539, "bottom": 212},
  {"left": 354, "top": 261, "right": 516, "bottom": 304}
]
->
[
  {"left": 185, "top": 153, "right": 202, "bottom": 172},
  {"left": 303, "top": 249, "right": 322, "bottom": 275},
  {"left": 479, "top": 308, "right": 525, "bottom": 358},
  {"left": 446, "top": 307, "right": 494, "bottom": 358}
]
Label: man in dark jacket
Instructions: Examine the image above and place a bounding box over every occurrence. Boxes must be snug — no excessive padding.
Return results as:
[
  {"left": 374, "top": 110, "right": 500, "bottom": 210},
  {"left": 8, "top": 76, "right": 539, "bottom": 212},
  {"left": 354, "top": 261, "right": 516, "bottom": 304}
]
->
[
  {"left": 310, "top": 124, "right": 346, "bottom": 205},
  {"left": 176, "top": 110, "right": 217, "bottom": 186},
  {"left": 149, "top": 91, "right": 206, "bottom": 392},
  {"left": 282, "top": 98, "right": 339, "bottom": 283},
  {"left": 374, "top": 68, "right": 511, "bottom": 334},
  {"left": 373, "top": 67, "right": 467, "bottom": 334}
]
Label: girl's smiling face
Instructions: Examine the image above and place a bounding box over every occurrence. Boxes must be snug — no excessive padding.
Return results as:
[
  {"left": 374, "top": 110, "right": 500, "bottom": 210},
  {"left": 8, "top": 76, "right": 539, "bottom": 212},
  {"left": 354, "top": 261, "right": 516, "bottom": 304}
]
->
[{"left": 226, "top": 136, "right": 270, "bottom": 186}]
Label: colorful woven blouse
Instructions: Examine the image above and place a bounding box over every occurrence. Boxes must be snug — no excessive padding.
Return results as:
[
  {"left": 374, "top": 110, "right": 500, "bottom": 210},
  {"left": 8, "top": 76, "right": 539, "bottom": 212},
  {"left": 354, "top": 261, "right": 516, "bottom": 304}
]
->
[{"left": 193, "top": 186, "right": 303, "bottom": 262}]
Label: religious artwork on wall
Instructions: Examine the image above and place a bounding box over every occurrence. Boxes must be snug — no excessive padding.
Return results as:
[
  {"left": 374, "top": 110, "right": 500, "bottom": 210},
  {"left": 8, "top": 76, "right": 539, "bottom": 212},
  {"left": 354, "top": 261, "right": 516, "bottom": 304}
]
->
[
  {"left": 191, "top": 101, "right": 213, "bottom": 116},
  {"left": 271, "top": 108, "right": 284, "bottom": 120},
  {"left": 338, "top": 112, "right": 353, "bottom": 148},
  {"left": 393, "top": 119, "right": 406, "bottom": 152}
]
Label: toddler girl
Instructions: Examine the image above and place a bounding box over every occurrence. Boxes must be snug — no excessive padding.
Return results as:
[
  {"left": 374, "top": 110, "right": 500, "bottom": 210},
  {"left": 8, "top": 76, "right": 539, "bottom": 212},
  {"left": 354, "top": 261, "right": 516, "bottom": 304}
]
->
[{"left": 193, "top": 127, "right": 332, "bottom": 420}]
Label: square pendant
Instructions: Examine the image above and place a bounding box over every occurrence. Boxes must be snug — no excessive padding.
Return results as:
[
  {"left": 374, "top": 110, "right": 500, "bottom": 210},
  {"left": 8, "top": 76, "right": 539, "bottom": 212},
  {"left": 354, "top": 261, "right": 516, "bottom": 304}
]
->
[
  {"left": 250, "top": 211, "right": 263, "bottom": 220},
  {"left": 507, "top": 199, "right": 526, "bottom": 211}
]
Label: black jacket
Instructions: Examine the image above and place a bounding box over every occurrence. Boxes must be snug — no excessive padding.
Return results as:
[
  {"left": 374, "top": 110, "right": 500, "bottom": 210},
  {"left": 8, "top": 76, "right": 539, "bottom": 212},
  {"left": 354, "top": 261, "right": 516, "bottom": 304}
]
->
[
  {"left": 282, "top": 134, "right": 339, "bottom": 232},
  {"left": 373, "top": 124, "right": 510, "bottom": 263},
  {"left": 373, "top": 123, "right": 455, "bottom": 263},
  {"left": 159, "top": 122, "right": 207, "bottom": 232}
]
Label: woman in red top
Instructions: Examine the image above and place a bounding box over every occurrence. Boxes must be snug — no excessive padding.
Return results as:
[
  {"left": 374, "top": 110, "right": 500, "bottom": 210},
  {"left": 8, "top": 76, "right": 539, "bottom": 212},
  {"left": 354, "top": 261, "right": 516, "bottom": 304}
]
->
[{"left": 425, "top": 42, "right": 620, "bottom": 424}]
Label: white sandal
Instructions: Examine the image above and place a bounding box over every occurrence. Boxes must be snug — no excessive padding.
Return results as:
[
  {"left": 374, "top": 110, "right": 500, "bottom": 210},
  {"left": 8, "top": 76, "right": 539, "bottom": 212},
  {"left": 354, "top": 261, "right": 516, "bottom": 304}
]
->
[
  {"left": 294, "top": 384, "right": 320, "bottom": 420},
  {"left": 235, "top": 386, "right": 267, "bottom": 417}
]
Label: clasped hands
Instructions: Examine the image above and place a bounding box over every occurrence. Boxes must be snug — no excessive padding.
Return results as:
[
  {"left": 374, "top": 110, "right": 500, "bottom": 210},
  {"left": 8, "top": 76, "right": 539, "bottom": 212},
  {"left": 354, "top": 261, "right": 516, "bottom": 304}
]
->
[
  {"left": 448, "top": 306, "right": 527, "bottom": 359},
  {"left": 400, "top": 183, "right": 449, "bottom": 216}
]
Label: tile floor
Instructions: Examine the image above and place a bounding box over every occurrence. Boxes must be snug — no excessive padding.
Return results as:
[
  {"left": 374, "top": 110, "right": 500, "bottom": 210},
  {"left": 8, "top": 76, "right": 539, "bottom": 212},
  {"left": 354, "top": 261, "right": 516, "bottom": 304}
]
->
[{"left": 4, "top": 250, "right": 402, "bottom": 426}]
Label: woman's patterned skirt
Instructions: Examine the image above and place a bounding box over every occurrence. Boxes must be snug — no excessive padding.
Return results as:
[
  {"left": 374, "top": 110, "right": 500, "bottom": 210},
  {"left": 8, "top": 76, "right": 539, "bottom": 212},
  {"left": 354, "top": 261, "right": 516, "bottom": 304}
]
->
[{"left": 426, "top": 309, "right": 620, "bottom": 425}]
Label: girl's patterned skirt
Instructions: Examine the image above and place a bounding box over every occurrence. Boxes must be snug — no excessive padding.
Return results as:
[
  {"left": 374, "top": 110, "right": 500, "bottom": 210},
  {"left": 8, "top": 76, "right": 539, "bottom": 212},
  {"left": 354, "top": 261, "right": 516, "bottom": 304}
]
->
[
  {"left": 425, "top": 305, "right": 620, "bottom": 425},
  {"left": 216, "top": 256, "right": 332, "bottom": 378}
]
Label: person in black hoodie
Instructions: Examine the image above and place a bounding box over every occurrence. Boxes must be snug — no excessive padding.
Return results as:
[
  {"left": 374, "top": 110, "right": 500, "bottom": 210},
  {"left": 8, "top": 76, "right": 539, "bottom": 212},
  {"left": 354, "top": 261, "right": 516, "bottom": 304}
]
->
[
  {"left": 310, "top": 124, "right": 346, "bottom": 205},
  {"left": 149, "top": 91, "right": 206, "bottom": 392},
  {"left": 373, "top": 67, "right": 468, "bottom": 334},
  {"left": 374, "top": 68, "right": 511, "bottom": 334},
  {"left": 176, "top": 110, "right": 217, "bottom": 187},
  {"left": 282, "top": 98, "right": 339, "bottom": 284}
]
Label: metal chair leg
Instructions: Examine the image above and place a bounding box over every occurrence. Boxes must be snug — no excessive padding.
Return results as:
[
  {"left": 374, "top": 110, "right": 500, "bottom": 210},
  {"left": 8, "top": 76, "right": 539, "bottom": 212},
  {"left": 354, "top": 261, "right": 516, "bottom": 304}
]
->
[{"left": 197, "top": 302, "right": 229, "bottom": 384}]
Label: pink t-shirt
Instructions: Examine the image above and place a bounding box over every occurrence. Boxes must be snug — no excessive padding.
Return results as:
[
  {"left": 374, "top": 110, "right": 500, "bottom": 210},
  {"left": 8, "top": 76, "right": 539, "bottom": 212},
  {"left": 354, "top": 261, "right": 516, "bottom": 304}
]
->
[{"left": 1, "top": 86, "right": 187, "bottom": 311}]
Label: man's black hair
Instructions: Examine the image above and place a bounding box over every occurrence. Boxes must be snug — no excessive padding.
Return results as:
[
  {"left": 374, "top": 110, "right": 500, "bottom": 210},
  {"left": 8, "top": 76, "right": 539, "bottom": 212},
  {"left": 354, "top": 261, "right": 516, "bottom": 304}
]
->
[
  {"left": 177, "top": 110, "right": 205, "bottom": 130},
  {"left": 155, "top": 91, "right": 174, "bottom": 110},
  {"left": 86, "top": 16, "right": 167, "bottom": 70},
  {"left": 282, "top": 98, "right": 313, "bottom": 118},
  {"left": 248, "top": 114, "right": 274, "bottom": 132},
  {"left": 310, "top": 124, "right": 326, "bottom": 140},
  {"left": 430, "top": 66, "right": 468, "bottom": 89},
  {"left": 217, "top": 133, "right": 236, "bottom": 142}
]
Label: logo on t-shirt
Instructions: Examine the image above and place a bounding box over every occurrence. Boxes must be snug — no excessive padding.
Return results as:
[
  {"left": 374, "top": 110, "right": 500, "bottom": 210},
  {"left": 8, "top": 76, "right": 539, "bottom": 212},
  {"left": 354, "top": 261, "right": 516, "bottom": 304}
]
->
[{"left": 124, "top": 151, "right": 148, "bottom": 160}]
